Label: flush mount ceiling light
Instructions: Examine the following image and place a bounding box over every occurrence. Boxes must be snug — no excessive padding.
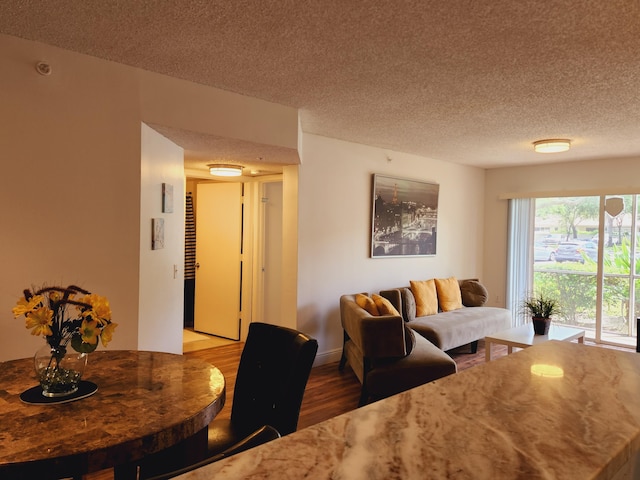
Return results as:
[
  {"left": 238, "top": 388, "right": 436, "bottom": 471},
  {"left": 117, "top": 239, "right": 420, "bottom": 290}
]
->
[
  {"left": 533, "top": 139, "right": 571, "bottom": 154},
  {"left": 208, "top": 164, "right": 243, "bottom": 177}
]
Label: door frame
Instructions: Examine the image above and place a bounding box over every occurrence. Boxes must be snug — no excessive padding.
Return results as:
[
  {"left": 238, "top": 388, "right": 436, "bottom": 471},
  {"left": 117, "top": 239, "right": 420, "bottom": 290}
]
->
[{"left": 187, "top": 177, "right": 283, "bottom": 343}]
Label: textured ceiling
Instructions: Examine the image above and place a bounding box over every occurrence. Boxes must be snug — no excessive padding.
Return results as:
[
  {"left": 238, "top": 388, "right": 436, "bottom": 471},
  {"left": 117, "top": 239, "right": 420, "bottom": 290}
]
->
[{"left": 2, "top": 0, "right": 640, "bottom": 173}]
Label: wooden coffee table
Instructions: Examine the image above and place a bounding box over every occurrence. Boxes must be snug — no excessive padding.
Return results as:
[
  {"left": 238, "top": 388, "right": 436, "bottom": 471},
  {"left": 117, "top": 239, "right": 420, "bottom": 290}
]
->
[{"left": 485, "top": 323, "right": 585, "bottom": 361}]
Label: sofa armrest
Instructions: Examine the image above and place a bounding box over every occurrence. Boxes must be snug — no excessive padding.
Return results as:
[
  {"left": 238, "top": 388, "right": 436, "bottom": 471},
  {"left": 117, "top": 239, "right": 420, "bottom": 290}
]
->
[
  {"left": 340, "top": 295, "right": 408, "bottom": 358},
  {"left": 380, "top": 288, "right": 417, "bottom": 322}
]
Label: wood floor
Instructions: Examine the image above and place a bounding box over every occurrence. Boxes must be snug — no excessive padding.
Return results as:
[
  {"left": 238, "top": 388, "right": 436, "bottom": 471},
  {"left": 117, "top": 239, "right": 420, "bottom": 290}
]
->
[
  {"left": 85, "top": 340, "right": 505, "bottom": 479},
  {"left": 176, "top": 340, "right": 509, "bottom": 430}
]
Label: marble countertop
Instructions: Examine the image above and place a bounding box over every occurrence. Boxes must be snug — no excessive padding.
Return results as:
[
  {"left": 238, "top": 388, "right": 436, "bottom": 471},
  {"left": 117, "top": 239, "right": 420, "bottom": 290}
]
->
[
  {"left": 0, "top": 350, "right": 225, "bottom": 477},
  {"left": 179, "top": 341, "right": 640, "bottom": 479}
]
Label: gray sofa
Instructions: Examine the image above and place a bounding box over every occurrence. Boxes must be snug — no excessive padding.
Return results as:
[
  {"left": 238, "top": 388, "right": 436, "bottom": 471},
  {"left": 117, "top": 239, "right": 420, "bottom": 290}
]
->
[
  {"left": 339, "top": 294, "right": 457, "bottom": 406},
  {"left": 380, "top": 280, "right": 511, "bottom": 353}
]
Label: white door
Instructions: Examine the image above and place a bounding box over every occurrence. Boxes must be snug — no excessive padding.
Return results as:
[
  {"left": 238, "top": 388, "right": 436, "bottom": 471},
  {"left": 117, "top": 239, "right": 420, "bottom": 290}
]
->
[{"left": 194, "top": 182, "right": 242, "bottom": 339}]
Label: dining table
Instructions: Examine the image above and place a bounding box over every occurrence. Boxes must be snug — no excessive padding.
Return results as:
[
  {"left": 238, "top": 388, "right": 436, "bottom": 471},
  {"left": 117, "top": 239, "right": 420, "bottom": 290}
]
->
[{"left": 0, "top": 350, "right": 226, "bottom": 480}]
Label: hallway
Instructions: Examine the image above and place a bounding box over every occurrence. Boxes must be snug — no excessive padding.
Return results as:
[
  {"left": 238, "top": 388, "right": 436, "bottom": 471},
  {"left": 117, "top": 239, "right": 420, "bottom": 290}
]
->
[{"left": 183, "top": 329, "right": 238, "bottom": 353}]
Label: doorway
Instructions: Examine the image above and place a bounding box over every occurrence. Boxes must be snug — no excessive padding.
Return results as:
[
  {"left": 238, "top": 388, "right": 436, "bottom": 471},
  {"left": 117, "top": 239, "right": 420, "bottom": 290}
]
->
[
  {"left": 183, "top": 178, "right": 284, "bottom": 349},
  {"left": 183, "top": 328, "right": 236, "bottom": 352},
  {"left": 193, "top": 182, "right": 243, "bottom": 340}
]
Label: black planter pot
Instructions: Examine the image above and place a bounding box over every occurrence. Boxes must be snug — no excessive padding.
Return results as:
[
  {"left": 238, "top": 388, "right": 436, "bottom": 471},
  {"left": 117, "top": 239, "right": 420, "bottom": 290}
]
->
[{"left": 532, "top": 317, "right": 551, "bottom": 335}]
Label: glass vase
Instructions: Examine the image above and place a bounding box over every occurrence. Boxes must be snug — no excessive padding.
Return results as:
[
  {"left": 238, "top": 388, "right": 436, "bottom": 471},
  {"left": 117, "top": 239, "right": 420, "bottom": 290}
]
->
[{"left": 34, "top": 344, "right": 88, "bottom": 397}]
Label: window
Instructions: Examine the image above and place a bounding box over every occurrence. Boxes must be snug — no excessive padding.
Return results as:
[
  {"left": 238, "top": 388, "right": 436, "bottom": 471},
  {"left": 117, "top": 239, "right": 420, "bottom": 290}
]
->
[{"left": 509, "top": 195, "right": 638, "bottom": 349}]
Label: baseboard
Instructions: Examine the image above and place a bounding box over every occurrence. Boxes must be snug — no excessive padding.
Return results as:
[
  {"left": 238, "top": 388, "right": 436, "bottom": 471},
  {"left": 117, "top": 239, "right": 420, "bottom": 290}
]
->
[{"left": 312, "top": 347, "right": 342, "bottom": 367}]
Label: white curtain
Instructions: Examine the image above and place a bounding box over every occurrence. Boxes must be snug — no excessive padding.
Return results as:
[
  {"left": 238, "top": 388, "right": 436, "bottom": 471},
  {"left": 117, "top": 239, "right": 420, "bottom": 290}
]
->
[{"left": 507, "top": 198, "right": 533, "bottom": 327}]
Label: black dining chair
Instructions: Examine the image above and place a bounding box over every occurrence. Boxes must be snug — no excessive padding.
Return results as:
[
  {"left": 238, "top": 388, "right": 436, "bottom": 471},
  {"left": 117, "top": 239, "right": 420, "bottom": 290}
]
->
[{"left": 139, "top": 322, "right": 318, "bottom": 479}]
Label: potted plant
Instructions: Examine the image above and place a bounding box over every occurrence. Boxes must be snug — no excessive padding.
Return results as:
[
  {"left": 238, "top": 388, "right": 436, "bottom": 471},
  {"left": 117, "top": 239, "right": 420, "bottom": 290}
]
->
[{"left": 521, "top": 293, "right": 559, "bottom": 335}]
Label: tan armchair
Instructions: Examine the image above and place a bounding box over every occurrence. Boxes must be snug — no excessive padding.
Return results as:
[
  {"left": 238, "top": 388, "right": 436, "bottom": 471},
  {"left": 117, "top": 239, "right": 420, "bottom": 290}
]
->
[{"left": 339, "top": 294, "right": 457, "bottom": 405}]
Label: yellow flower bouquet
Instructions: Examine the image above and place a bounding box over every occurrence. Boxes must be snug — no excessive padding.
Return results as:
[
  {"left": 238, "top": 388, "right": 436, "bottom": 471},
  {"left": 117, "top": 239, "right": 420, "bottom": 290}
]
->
[{"left": 13, "top": 284, "right": 117, "bottom": 397}]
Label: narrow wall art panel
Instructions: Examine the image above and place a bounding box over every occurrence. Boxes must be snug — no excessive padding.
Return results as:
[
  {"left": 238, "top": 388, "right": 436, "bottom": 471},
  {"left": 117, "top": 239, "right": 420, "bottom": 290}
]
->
[
  {"left": 371, "top": 174, "right": 439, "bottom": 257},
  {"left": 162, "top": 183, "right": 174, "bottom": 213},
  {"left": 152, "top": 218, "right": 165, "bottom": 250}
]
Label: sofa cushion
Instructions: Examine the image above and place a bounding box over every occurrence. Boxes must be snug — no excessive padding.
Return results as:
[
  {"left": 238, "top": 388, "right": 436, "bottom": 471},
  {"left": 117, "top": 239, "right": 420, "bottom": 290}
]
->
[
  {"left": 408, "top": 306, "right": 511, "bottom": 351},
  {"left": 355, "top": 293, "right": 379, "bottom": 316},
  {"left": 435, "top": 277, "right": 463, "bottom": 312},
  {"left": 410, "top": 279, "right": 438, "bottom": 316},
  {"left": 372, "top": 294, "right": 401, "bottom": 316},
  {"left": 460, "top": 280, "right": 488, "bottom": 307},
  {"left": 401, "top": 287, "right": 417, "bottom": 322},
  {"left": 405, "top": 326, "right": 416, "bottom": 355},
  {"left": 369, "top": 294, "right": 415, "bottom": 354}
]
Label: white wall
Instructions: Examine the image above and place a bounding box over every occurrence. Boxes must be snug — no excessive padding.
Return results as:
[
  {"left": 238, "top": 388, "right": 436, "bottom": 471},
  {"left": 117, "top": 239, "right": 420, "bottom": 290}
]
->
[
  {"left": 263, "top": 182, "right": 284, "bottom": 327},
  {"left": 297, "top": 134, "right": 487, "bottom": 363},
  {"left": 5, "top": 30, "right": 488, "bottom": 365},
  {"left": 0, "top": 33, "right": 299, "bottom": 361},
  {"left": 281, "top": 165, "right": 300, "bottom": 330},
  {"left": 138, "top": 124, "right": 185, "bottom": 353},
  {"left": 0, "top": 34, "right": 142, "bottom": 360},
  {"left": 139, "top": 71, "right": 297, "bottom": 149},
  {"left": 483, "top": 156, "right": 640, "bottom": 314}
]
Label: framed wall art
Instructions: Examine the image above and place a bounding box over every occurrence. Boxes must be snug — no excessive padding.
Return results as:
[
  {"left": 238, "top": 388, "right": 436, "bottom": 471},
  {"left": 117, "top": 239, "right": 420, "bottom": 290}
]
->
[
  {"left": 152, "top": 218, "right": 165, "bottom": 250},
  {"left": 371, "top": 174, "right": 439, "bottom": 257},
  {"left": 162, "top": 183, "right": 174, "bottom": 213}
]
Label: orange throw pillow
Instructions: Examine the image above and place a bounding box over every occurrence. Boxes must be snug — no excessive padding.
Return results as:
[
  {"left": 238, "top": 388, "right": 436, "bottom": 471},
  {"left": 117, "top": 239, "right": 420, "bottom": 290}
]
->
[
  {"left": 410, "top": 280, "right": 438, "bottom": 316},
  {"left": 435, "top": 277, "right": 463, "bottom": 312},
  {"left": 355, "top": 293, "right": 379, "bottom": 316},
  {"left": 372, "top": 294, "right": 401, "bottom": 316}
]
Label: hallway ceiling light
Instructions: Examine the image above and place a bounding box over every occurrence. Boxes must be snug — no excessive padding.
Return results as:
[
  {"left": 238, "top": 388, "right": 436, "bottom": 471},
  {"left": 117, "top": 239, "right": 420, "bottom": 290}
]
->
[
  {"left": 208, "top": 164, "right": 243, "bottom": 176},
  {"left": 533, "top": 139, "right": 571, "bottom": 153}
]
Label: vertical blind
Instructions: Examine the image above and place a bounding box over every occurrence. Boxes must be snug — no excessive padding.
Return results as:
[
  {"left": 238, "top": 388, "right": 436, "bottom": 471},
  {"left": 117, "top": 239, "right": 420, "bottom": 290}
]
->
[
  {"left": 507, "top": 198, "right": 532, "bottom": 327},
  {"left": 184, "top": 193, "right": 196, "bottom": 280}
]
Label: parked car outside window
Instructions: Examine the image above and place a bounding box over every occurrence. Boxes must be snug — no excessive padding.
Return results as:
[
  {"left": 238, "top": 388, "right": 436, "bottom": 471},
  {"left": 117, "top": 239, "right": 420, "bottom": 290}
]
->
[
  {"left": 534, "top": 243, "right": 556, "bottom": 262},
  {"left": 554, "top": 241, "right": 598, "bottom": 263}
]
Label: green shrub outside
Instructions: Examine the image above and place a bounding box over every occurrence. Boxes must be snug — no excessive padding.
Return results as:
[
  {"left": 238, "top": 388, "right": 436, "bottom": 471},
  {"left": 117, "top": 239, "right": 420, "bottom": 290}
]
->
[{"left": 534, "top": 243, "right": 638, "bottom": 333}]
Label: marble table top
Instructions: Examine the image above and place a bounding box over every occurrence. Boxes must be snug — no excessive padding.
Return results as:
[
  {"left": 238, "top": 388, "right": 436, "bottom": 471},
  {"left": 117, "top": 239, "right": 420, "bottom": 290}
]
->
[
  {"left": 0, "top": 350, "right": 225, "bottom": 477},
  {"left": 178, "top": 341, "right": 640, "bottom": 480}
]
